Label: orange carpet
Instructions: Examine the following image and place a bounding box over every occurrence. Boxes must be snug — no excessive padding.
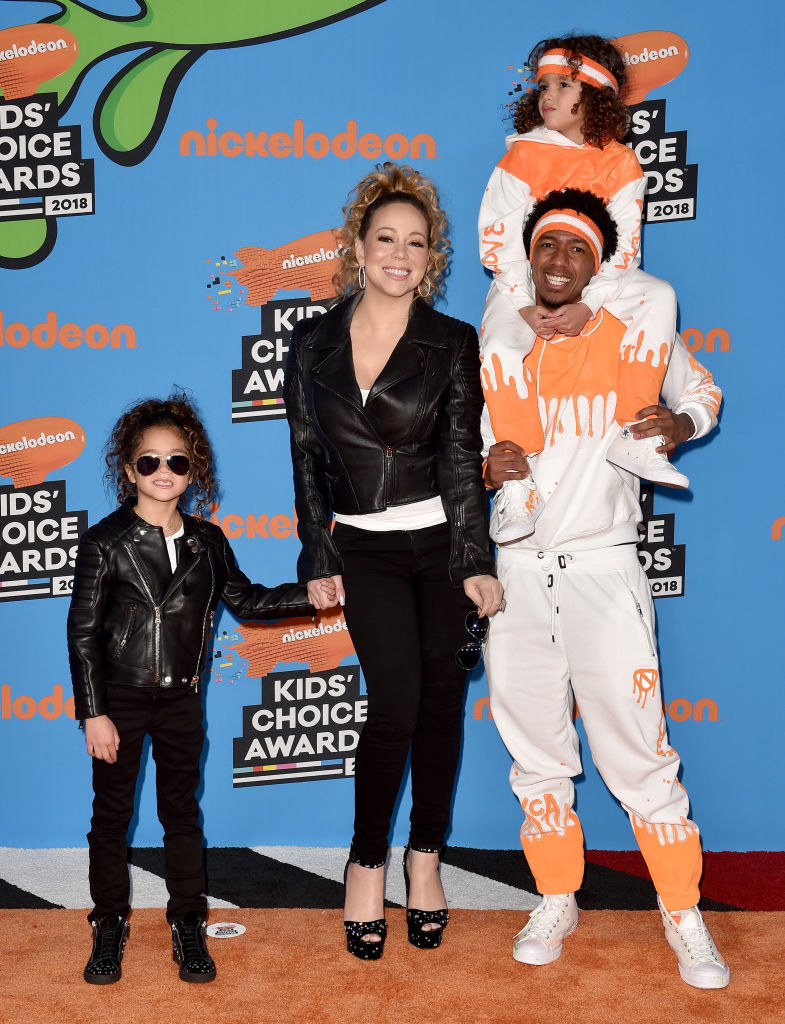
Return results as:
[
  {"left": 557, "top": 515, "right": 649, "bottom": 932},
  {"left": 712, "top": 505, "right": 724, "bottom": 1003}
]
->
[{"left": 0, "top": 909, "right": 781, "bottom": 1024}]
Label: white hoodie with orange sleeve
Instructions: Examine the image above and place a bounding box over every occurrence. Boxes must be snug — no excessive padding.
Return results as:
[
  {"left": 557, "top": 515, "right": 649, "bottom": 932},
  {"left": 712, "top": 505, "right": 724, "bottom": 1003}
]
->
[
  {"left": 478, "top": 126, "right": 645, "bottom": 317},
  {"left": 481, "top": 316, "right": 721, "bottom": 553}
]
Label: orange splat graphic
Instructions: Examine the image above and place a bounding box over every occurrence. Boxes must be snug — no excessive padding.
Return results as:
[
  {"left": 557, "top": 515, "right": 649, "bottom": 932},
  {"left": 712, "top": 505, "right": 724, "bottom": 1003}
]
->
[
  {"left": 520, "top": 793, "right": 578, "bottom": 841},
  {"left": 233, "top": 608, "right": 355, "bottom": 676},
  {"left": 656, "top": 710, "right": 675, "bottom": 757},
  {"left": 232, "top": 229, "right": 343, "bottom": 306},
  {"left": 633, "top": 667, "right": 658, "bottom": 709}
]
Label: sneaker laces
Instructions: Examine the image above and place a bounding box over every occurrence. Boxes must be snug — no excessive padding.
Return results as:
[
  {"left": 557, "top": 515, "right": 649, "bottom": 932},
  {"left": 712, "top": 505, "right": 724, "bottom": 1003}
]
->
[
  {"left": 93, "top": 917, "right": 123, "bottom": 959},
  {"left": 673, "top": 909, "right": 722, "bottom": 963},
  {"left": 519, "top": 894, "right": 573, "bottom": 940},
  {"left": 175, "top": 921, "right": 209, "bottom": 961}
]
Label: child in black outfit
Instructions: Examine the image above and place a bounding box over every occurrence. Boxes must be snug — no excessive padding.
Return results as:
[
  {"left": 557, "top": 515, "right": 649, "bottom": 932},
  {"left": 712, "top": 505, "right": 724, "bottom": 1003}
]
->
[{"left": 67, "top": 393, "right": 312, "bottom": 985}]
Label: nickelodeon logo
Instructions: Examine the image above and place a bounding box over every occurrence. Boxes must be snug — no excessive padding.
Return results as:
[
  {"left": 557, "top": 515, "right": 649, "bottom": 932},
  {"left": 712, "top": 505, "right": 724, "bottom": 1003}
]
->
[
  {"left": 0, "top": 310, "right": 136, "bottom": 350},
  {"left": 472, "top": 696, "right": 718, "bottom": 723},
  {"left": 234, "top": 608, "right": 355, "bottom": 676},
  {"left": 612, "top": 31, "right": 689, "bottom": 104},
  {"left": 181, "top": 119, "right": 436, "bottom": 161},
  {"left": 208, "top": 503, "right": 298, "bottom": 540},
  {"left": 0, "top": 23, "right": 78, "bottom": 101},
  {"left": 1, "top": 683, "right": 75, "bottom": 721},
  {"left": 233, "top": 229, "right": 343, "bottom": 305},
  {"left": 0, "top": 416, "right": 85, "bottom": 487},
  {"left": 681, "top": 328, "right": 731, "bottom": 355}
]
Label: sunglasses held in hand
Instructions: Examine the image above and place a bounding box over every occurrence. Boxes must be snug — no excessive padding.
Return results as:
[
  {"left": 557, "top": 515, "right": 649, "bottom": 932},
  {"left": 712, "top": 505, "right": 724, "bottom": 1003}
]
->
[{"left": 455, "top": 611, "right": 489, "bottom": 671}]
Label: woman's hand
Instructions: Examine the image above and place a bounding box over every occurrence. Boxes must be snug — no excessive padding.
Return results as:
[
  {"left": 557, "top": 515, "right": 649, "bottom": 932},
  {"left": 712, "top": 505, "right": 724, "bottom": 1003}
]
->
[
  {"left": 307, "top": 575, "right": 345, "bottom": 610},
  {"left": 630, "top": 406, "right": 695, "bottom": 454},
  {"left": 463, "top": 575, "right": 505, "bottom": 618},
  {"left": 85, "top": 715, "right": 120, "bottom": 763}
]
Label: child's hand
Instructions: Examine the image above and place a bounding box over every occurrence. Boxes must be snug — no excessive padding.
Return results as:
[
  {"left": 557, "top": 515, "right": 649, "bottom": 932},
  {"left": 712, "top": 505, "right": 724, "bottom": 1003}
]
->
[
  {"left": 548, "top": 302, "right": 592, "bottom": 337},
  {"left": 519, "top": 304, "right": 562, "bottom": 341},
  {"left": 85, "top": 715, "right": 120, "bottom": 763},
  {"left": 307, "top": 575, "right": 345, "bottom": 610}
]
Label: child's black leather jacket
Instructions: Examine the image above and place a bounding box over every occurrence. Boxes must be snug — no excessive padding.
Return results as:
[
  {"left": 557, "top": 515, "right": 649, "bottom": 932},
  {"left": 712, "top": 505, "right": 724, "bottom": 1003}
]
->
[{"left": 67, "top": 502, "right": 312, "bottom": 719}]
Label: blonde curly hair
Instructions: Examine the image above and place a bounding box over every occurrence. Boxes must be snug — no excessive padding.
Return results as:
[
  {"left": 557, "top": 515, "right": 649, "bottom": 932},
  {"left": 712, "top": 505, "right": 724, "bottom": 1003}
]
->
[{"left": 333, "top": 162, "right": 450, "bottom": 303}]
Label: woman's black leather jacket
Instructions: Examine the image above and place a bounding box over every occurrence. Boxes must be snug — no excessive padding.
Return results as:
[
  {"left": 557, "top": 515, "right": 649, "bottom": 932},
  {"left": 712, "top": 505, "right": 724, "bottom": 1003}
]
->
[
  {"left": 67, "top": 502, "right": 312, "bottom": 719},
  {"left": 284, "top": 294, "right": 494, "bottom": 584}
]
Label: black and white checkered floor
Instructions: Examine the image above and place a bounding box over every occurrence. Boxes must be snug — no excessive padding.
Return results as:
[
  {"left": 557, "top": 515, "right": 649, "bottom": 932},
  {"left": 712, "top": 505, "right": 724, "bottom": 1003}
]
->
[{"left": 0, "top": 846, "right": 740, "bottom": 911}]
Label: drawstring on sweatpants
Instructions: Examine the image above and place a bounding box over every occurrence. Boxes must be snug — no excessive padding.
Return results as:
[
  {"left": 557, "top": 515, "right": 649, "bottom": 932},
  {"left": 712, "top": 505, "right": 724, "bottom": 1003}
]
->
[{"left": 537, "top": 551, "right": 575, "bottom": 642}]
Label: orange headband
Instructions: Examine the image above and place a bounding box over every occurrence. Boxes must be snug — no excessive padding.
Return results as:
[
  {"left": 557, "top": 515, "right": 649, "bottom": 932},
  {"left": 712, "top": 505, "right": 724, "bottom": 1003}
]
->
[
  {"left": 530, "top": 209, "right": 604, "bottom": 272},
  {"left": 536, "top": 48, "right": 619, "bottom": 94}
]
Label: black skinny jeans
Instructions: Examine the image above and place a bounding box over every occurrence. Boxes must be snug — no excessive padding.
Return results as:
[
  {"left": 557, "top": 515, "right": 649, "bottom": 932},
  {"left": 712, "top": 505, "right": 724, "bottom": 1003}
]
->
[
  {"left": 334, "top": 521, "right": 475, "bottom": 865},
  {"left": 87, "top": 684, "right": 207, "bottom": 922}
]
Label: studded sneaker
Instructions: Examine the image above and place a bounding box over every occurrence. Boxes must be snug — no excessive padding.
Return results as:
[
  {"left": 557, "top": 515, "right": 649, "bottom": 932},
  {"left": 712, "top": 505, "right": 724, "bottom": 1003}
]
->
[
  {"left": 606, "top": 426, "right": 689, "bottom": 488},
  {"left": 171, "top": 912, "right": 217, "bottom": 983},
  {"left": 489, "top": 477, "right": 544, "bottom": 545},
  {"left": 658, "top": 896, "right": 730, "bottom": 989},
  {"left": 84, "top": 914, "right": 129, "bottom": 985},
  {"left": 512, "top": 893, "right": 578, "bottom": 965}
]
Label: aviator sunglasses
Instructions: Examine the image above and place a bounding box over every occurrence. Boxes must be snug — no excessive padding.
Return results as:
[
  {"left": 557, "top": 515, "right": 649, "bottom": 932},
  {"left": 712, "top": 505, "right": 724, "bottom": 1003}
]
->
[
  {"left": 135, "top": 454, "right": 191, "bottom": 476},
  {"left": 455, "top": 611, "right": 489, "bottom": 671}
]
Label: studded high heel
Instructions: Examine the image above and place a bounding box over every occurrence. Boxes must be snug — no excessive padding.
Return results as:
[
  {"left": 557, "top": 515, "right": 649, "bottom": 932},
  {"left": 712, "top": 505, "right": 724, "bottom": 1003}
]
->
[
  {"left": 403, "top": 845, "right": 449, "bottom": 949},
  {"left": 343, "top": 856, "right": 387, "bottom": 961}
]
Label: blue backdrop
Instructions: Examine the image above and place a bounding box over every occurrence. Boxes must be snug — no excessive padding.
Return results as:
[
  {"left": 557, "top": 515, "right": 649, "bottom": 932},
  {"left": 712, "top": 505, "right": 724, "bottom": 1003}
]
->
[{"left": 1, "top": 0, "right": 782, "bottom": 853}]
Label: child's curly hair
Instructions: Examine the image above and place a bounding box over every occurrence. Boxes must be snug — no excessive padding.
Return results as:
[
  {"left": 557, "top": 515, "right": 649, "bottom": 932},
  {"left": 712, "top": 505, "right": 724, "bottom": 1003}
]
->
[
  {"left": 104, "top": 391, "right": 217, "bottom": 515},
  {"left": 513, "top": 34, "right": 629, "bottom": 147},
  {"left": 332, "top": 162, "right": 450, "bottom": 302}
]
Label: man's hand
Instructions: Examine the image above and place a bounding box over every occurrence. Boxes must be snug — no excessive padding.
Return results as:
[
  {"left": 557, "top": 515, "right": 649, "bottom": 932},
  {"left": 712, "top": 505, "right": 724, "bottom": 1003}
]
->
[
  {"left": 547, "top": 302, "right": 592, "bottom": 337},
  {"left": 85, "top": 715, "right": 120, "bottom": 763},
  {"left": 631, "top": 406, "right": 695, "bottom": 454},
  {"left": 485, "top": 440, "right": 531, "bottom": 490},
  {"left": 520, "top": 305, "right": 562, "bottom": 341}
]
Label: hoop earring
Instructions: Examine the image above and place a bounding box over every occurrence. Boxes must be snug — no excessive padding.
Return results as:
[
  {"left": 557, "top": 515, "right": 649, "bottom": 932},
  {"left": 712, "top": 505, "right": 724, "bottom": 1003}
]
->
[
  {"left": 358, "top": 266, "right": 366, "bottom": 289},
  {"left": 417, "top": 275, "right": 432, "bottom": 298}
]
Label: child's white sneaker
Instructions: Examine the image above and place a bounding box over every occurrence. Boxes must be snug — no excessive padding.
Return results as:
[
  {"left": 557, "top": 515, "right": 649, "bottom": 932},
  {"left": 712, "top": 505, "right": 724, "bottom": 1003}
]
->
[
  {"left": 658, "top": 895, "right": 730, "bottom": 989},
  {"left": 606, "top": 426, "right": 689, "bottom": 488},
  {"left": 512, "top": 893, "right": 578, "bottom": 965},
  {"left": 489, "top": 477, "right": 544, "bottom": 544}
]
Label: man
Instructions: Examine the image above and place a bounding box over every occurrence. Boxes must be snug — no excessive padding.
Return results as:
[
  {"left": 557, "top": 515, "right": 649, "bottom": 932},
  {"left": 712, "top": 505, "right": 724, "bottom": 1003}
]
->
[{"left": 482, "top": 188, "right": 729, "bottom": 989}]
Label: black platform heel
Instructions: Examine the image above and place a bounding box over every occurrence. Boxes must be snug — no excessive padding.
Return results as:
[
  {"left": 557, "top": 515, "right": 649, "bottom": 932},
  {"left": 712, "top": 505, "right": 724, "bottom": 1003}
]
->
[
  {"left": 343, "top": 856, "right": 387, "bottom": 961},
  {"left": 403, "top": 845, "right": 449, "bottom": 949}
]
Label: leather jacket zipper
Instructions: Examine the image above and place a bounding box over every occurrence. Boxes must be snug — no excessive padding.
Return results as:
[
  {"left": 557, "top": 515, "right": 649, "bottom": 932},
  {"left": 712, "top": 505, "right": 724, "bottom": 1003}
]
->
[
  {"left": 384, "top": 447, "right": 395, "bottom": 505},
  {"left": 125, "top": 543, "right": 162, "bottom": 684},
  {"left": 115, "top": 604, "right": 135, "bottom": 657},
  {"left": 193, "top": 549, "right": 215, "bottom": 693}
]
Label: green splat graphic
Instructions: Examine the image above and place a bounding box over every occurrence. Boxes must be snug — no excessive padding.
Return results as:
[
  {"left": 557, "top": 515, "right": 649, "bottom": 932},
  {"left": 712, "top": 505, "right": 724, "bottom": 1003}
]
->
[{"left": 0, "top": 0, "right": 385, "bottom": 268}]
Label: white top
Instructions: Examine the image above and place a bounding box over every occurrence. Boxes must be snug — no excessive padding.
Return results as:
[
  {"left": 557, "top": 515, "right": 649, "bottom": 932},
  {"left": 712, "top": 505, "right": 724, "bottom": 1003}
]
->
[
  {"left": 332, "top": 387, "right": 448, "bottom": 532},
  {"left": 165, "top": 524, "right": 184, "bottom": 572}
]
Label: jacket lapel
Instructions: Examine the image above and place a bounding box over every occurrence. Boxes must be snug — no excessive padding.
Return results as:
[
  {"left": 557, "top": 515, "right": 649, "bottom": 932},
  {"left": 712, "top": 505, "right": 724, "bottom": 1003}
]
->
[{"left": 161, "top": 518, "right": 205, "bottom": 602}]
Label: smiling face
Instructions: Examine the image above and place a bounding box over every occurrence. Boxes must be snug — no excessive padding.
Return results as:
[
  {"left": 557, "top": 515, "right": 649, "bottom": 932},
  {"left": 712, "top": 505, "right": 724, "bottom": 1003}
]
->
[
  {"left": 354, "top": 200, "right": 430, "bottom": 301},
  {"left": 530, "top": 228, "right": 596, "bottom": 309},
  {"left": 537, "top": 73, "right": 585, "bottom": 144},
  {"left": 125, "top": 425, "right": 191, "bottom": 515}
]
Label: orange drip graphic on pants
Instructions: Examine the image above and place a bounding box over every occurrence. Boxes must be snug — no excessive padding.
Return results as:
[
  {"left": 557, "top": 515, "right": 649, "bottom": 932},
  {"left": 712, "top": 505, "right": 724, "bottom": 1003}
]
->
[
  {"left": 633, "top": 667, "right": 659, "bottom": 709},
  {"left": 520, "top": 794, "right": 584, "bottom": 894}
]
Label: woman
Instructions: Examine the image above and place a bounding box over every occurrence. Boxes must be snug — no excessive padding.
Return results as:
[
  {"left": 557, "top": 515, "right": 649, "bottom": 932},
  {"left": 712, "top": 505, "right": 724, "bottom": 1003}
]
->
[{"left": 284, "top": 163, "right": 502, "bottom": 959}]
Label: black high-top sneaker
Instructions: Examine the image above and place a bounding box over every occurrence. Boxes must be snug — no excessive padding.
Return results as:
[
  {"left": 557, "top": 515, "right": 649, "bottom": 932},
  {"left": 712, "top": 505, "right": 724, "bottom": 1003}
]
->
[
  {"left": 84, "top": 914, "right": 129, "bottom": 984},
  {"left": 170, "top": 912, "right": 216, "bottom": 983}
]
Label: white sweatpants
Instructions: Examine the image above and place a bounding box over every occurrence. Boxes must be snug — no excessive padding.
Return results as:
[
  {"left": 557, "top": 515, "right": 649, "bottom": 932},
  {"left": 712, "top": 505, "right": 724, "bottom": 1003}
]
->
[{"left": 485, "top": 542, "right": 702, "bottom": 910}]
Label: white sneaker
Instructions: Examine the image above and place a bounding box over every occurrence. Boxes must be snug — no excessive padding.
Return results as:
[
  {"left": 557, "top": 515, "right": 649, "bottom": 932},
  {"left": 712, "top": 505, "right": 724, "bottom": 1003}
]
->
[
  {"left": 512, "top": 893, "right": 578, "bottom": 965},
  {"left": 606, "top": 426, "right": 689, "bottom": 488},
  {"left": 658, "top": 895, "right": 730, "bottom": 989},
  {"left": 489, "top": 477, "right": 544, "bottom": 545}
]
